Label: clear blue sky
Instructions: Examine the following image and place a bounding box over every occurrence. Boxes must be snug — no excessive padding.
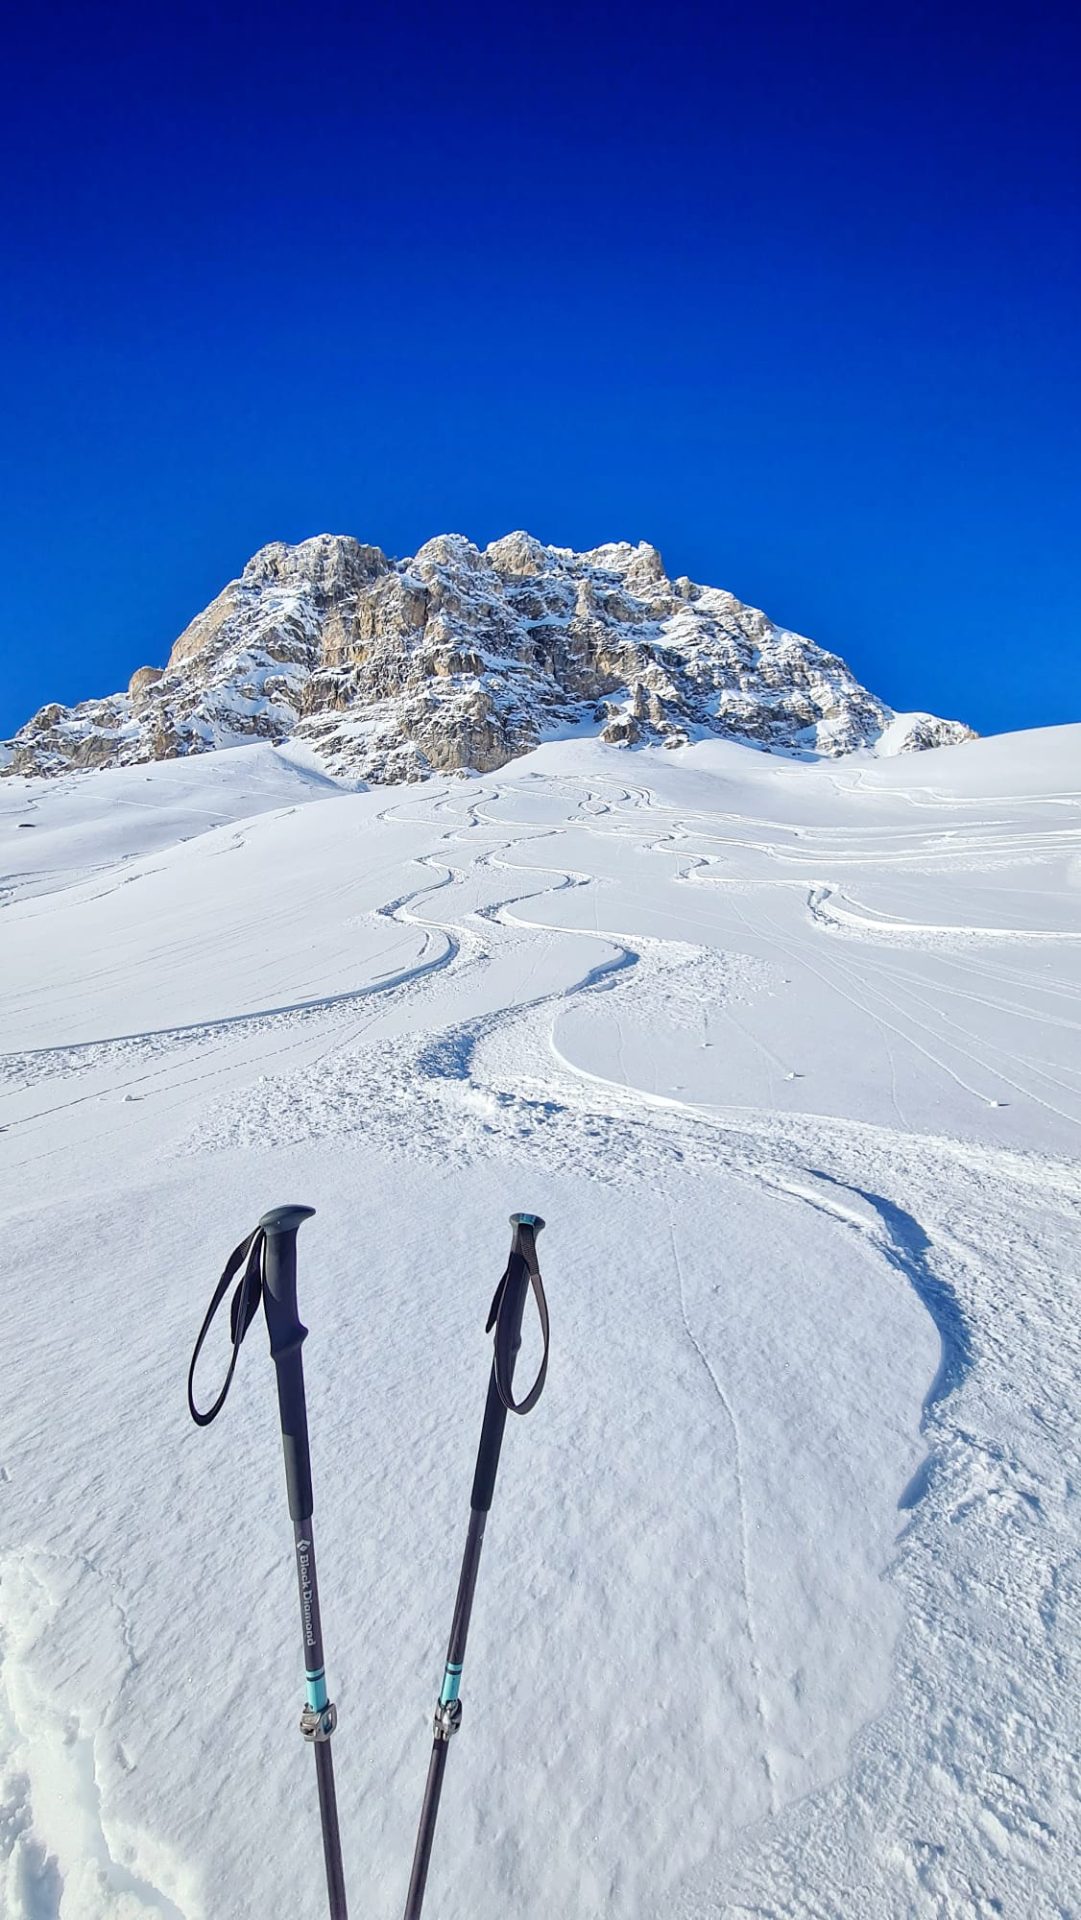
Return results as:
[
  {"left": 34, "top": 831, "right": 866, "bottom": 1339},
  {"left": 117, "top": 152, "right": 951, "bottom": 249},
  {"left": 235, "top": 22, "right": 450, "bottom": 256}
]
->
[{"left": 1, "top": 0, "right": 1077, "bottom": 740}]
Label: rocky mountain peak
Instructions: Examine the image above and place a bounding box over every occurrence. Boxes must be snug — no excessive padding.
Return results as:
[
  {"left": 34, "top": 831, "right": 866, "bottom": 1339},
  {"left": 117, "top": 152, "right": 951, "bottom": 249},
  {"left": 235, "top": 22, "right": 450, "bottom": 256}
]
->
[
  {"left": 1, "top": 532, "right": 974, "bottom": 782},
  {"left": 486, "top": 531, "right": 549, "bottom": 576}
]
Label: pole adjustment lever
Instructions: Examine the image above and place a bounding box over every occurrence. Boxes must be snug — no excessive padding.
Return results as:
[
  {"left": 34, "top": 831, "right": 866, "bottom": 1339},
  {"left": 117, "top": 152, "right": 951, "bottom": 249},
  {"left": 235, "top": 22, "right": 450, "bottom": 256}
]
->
[
  {"left": 301, "top": 1702, "right": 339, "bottom": 1743},
  {"left": 432, "top": 1698, "right": 463, "bottom": 1742}
]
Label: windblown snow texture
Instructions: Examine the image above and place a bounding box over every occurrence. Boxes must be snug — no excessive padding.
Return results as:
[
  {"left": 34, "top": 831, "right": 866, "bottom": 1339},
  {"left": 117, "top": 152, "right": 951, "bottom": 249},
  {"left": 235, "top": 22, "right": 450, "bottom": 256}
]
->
[
  {"left": 1, "top": 532, "right": 972, "bottom": 782},
  {"left": 0, "top": 723, "right": 1077, "bottom": 1918}
]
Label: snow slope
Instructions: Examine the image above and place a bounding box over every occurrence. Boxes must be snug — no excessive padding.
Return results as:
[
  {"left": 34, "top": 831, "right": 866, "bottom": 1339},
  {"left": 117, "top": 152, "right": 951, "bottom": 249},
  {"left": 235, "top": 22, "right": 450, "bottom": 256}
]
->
[{"left": 0, "top": 729, "right": 1078, "bottom": 1918}]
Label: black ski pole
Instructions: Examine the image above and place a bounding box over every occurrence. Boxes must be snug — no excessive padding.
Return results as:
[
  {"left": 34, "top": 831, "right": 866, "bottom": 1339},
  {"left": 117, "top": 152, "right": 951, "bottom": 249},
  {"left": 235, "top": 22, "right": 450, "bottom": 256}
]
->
[
  {"left": 187, "top": 1205, "right": 348, "bottom": 1920},
  {"left": 403, "top": 1211, "right": 550, "bottom": 1920}
]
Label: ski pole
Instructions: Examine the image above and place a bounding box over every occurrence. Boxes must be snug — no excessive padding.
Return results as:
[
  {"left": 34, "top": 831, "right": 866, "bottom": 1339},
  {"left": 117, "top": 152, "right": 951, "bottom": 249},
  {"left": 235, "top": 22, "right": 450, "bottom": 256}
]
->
[
  {"left": 187, "top": 1205, "right": 348, "bottom": 1920},
  {"left": 403, "top": 1211, "right": 550, "bottom": 1920}
]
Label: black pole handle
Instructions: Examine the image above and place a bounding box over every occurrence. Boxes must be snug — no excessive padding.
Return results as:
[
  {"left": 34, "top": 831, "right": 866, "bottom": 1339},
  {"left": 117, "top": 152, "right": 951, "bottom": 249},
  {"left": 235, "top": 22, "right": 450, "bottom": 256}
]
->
[
  {"left": 472, "top": 1212, "right": 547, "bottom": 1513},
  {"left": 259, "top": 1205, "right": 317, "bottom": 1523},
  {"left": 493, "top": 1213, "right": 548, "bottom": 1415}
]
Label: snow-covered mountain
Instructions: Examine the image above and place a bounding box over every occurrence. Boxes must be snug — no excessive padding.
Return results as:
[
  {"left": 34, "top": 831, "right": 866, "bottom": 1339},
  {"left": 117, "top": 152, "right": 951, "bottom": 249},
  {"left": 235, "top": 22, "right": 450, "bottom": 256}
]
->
[{"left": 1, "top": 532, "right": 972, "bottom": 780}]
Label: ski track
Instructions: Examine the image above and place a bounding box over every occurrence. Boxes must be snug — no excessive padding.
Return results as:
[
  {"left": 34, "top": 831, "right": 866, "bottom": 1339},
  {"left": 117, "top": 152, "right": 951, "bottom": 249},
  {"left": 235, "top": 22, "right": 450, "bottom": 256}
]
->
[
  {"left": 2, "top": 761, "right": 1079, "bottom": 1917},
  {"left": 665, "top": 1200, "right": 779, "bottom": 1817}
]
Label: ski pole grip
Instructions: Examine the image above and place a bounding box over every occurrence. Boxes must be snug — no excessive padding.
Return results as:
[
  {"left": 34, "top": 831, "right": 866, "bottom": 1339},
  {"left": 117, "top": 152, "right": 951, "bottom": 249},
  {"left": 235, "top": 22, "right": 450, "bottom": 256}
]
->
[
  {"left": 260, "top": 1206, "right": 317, "bottom": 1522},
  {"left": 470, "top": 1215, "right": 545, "bottom": 1514}
]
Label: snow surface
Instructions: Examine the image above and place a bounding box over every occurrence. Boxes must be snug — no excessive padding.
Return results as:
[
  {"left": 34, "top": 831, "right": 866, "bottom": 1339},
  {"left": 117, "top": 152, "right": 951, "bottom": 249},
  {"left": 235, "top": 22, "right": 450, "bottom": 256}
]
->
[{"left": 0, "top": 728, "right": 1078, "bottom": 1918}]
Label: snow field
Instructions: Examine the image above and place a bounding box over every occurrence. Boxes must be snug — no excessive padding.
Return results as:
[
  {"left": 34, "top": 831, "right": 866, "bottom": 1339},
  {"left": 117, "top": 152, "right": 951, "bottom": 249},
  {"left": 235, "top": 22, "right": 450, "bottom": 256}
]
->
[{"left": 0, "top": 730, "right": 1079, "bottom": 1918}]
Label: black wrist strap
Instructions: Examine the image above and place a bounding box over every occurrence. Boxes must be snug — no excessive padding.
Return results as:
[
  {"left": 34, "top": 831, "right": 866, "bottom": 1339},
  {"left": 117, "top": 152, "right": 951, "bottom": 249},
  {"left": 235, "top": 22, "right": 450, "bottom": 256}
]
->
[
  {"left": 486, "top": 1228, "right": 549, "bottom": 1415},
  {"left": 187, "top": 1227, "right": 265, "bottom": 1427}
]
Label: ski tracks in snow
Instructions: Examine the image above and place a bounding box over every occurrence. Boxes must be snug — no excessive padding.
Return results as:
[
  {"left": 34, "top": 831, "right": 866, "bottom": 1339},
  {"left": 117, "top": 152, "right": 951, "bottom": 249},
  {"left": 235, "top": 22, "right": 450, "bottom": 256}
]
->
[{"left": 665, "top": 1201, "right": 779, "bottom": 1817}]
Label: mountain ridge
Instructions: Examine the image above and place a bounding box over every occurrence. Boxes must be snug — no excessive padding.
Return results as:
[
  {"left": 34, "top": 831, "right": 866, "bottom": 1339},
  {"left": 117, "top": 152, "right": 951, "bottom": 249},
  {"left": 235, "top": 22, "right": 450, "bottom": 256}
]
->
[{"left": 1, "top": 531, "right": 973, "bottom": 780}]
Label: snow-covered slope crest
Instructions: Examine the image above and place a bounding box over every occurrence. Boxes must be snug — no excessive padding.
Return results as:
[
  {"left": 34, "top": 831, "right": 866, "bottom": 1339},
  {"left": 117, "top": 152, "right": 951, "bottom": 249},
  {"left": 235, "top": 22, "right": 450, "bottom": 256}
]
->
[{"left": 1, "top": 530, "right": 973, "bottom": 781}]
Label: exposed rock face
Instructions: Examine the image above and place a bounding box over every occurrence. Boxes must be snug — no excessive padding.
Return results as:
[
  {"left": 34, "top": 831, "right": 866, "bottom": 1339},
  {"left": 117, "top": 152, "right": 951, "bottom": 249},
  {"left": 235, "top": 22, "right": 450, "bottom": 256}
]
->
[{"left": 2, "top": 532, "right": 974, "bottom": 781}]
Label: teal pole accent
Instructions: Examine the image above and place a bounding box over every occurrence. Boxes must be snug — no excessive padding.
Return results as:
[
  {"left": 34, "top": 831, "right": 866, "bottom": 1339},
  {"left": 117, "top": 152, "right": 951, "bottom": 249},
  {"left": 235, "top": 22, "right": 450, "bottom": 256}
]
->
[
  {"left": 306, "top": 1667, "right": 329, "bottom": 1712},
  {"left": 439, "top": 1663, "right": 463, "bottom": 1705}
]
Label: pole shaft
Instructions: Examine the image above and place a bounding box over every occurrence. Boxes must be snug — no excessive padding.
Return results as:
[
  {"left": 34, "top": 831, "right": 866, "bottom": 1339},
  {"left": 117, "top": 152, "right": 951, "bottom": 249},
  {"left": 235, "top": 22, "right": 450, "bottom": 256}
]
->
[
  {"left": 293, "top": 1518, "right": 330, "bottom": 1715},
  {"left": 446, "top": 1508, "right": 487, "bottom": 1671},
  {"left": 299, "top": 1521, "right": 346, "bottom": 1920},
  {"left": 316, "top": 1741, "right": 349, "bottom": 1920},
  {"left": 263, "top": 1219, "right": 348, "bottom": 1920},
  {"left": 403, "top": 1505, "right": 489, "bottom": 1920},
  {"left": 403, "top": 1224, "right": 537, "bottom": 1920},
  {"left": 403, "top": 1739, "right": 450, "bottom": 1920}
]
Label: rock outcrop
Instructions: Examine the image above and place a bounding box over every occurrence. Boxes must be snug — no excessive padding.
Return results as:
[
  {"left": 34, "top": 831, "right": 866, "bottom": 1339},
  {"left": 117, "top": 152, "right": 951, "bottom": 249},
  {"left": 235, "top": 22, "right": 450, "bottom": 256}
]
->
[{"left": 2, "top": 532, "right": 974, "bottom": 780}]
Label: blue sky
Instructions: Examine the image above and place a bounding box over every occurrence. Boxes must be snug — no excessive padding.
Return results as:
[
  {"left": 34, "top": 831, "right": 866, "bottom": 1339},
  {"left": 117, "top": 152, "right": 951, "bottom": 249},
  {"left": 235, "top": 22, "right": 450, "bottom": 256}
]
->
[{"left": 1, "top": 0, "right": 1077, "bottom": 741}]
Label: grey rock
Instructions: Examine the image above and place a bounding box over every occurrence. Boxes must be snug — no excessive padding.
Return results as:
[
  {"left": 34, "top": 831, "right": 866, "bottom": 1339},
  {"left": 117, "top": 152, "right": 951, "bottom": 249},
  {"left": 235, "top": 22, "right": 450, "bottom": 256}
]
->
[{"left": 2, "top": 531, "right": 975, "bottom": 781}]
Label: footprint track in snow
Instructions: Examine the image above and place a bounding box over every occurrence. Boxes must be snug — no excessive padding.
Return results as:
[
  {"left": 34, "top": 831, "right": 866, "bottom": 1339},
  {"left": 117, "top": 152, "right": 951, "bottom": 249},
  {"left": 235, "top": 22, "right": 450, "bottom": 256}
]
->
[{"left": 0, "top": 1558, "right": 196, "bottom": 1920}]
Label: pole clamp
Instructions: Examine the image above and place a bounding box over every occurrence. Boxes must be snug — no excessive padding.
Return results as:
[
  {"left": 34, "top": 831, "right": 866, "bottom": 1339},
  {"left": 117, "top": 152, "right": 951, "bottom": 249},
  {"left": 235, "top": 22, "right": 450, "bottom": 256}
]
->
[
  {"left": 432, "top": 1697, "right": 463, "bottom": 1742},
  {"left": 300, "top": 1701, "right": 338, "bottom": 1742}
]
